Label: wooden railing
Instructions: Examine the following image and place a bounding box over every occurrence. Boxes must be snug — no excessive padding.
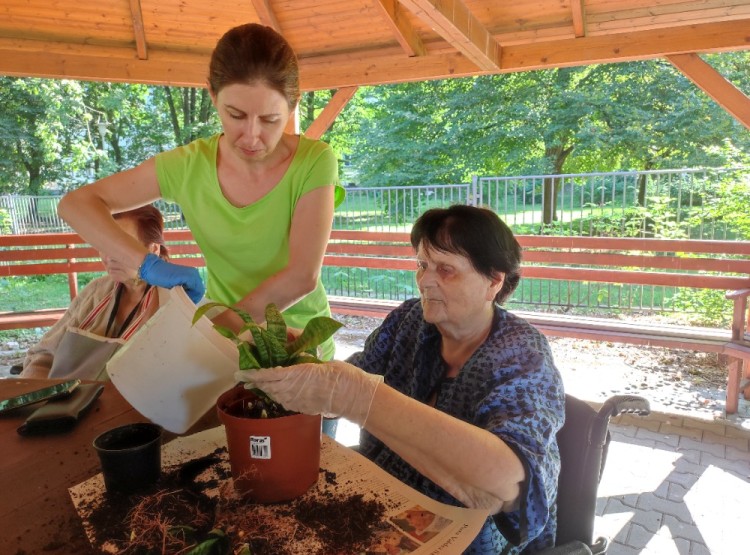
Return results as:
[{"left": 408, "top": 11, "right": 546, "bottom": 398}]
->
[{"left": 2, "top": 230, "right": 750, "bottom": 412}]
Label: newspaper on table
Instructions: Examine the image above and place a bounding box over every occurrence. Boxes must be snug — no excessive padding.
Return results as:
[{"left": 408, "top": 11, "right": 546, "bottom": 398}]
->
[{"left": 70, "top": 426, "right": 489, "bottom": 554}]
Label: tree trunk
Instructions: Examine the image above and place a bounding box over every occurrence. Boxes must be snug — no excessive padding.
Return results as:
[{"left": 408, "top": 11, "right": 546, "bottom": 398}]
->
[{"left": 541, "top": 144, "right": 573, "bottom": 226}]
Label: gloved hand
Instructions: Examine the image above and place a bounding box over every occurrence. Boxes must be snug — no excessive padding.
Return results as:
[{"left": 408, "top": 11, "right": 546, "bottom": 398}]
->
[
  {"left": 236, "top": 361, "right": 384, "bottom": 427},
  {"left": 138, "top": 253, "right": 205, "bottom": 304}
]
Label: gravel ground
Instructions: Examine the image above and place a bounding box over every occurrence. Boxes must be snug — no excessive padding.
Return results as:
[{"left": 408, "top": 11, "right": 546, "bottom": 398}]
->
[{"left": 3, "top": 313, "right": 748, "bottom": 424}]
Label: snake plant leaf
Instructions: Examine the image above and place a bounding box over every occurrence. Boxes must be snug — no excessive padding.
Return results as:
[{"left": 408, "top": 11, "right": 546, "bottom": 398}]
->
[
  {"left": 261, "top": 328, "right": 289, "bottom": 366},
  {"left": 192, "top": 302, "right": 228, "bottom": 324},
  {"left": 250, "top": 326, "right": 288, "bottom": 367},
  {"left": 238, "top": 342, "right": 261, "bottom": 370},
  {"left": 287, "top": 316, "right": 343, "bottom": 358},
  {"left": 192, "top": 301, "right": 256, "bottom": 327},
  {"left": 289, "top": 353, "right": 323, "bottom": 365},
  {"left": 211, "top": 324, "right": 238, "bottom": 341},
  {"left": 264, "top": 303, "right": 288, "bottom": 346}
]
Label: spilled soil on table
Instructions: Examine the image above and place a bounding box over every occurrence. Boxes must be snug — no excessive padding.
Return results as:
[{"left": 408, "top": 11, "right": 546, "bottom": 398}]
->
[{"left": 77, "top": 447, "right": 389, "bottom": 554}]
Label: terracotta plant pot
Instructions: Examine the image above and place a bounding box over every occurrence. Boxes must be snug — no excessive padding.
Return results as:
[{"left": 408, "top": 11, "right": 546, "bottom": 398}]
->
[{"left": 216, "top": 384, "right": 322, "bottom": 503}]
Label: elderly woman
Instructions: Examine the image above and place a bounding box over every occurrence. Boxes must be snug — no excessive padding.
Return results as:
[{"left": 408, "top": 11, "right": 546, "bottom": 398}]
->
[{"left": 243, "top": 205, "right": 565, "bottom": 553}]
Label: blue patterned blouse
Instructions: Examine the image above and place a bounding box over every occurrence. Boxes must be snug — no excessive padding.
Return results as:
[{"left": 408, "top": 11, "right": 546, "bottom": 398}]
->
[{"left": 347, "top": 298, "right": 565, "bottom": 554}]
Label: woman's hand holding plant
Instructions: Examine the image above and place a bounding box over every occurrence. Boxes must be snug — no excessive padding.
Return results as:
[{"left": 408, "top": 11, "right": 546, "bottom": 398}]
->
[{"left": 238, "top": 361, "right": 384, "bottom": 426}]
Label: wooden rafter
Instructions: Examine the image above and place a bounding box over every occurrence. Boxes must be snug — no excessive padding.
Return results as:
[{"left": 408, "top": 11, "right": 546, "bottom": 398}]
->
[
  {"left": 0, "top": 20, "right": 747, "bottom": 90},
  {"left": 128, "top": 0, "right": 148, "bottom": 60},
  {"left": 251, "top": 0, "right": 282, "bottom": 31},
  {"left": 304, "top": 87, "right": 359, "bottom": 140},
  {"left": 667, "top": 53, "right": 750, "bottom": 130},
  {"left": 372, "top": 0, "right": 426, "bottom": 57},
  {"left": 570, "top": 0, "right": 586, "bottom": 38},
  {"left": 397, "top": 0, "right": 501, "bottom": 71}
]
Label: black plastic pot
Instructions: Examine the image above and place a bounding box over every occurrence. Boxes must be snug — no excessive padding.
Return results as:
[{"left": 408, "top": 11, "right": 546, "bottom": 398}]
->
[{"left": 93, "top": 422, "right": 162, "bottom": 493}]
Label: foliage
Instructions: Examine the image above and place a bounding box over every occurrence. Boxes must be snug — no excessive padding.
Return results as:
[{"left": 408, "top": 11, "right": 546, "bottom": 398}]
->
[
  {"left": 0, "top": 208, "right": 10, "bottom": 234},
  {"left": 192, "top": 303, "right": 342, "bottom": 417},
  {"left": 670, "top": 289, "right": 732, "bottom": 327}
]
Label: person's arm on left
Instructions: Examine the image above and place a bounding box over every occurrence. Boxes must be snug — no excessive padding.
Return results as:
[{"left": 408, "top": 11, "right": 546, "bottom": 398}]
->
[
  {"left": 240, "top": 360, "right": 526, "bottom": 514},
  {"left": 213, "top": 185, "right": 335, "bottom": 327}
]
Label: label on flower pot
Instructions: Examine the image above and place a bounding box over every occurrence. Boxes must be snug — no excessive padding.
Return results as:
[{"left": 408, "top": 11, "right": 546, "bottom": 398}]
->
[{"left": 250, "top": 436, "right": 271, "bottom": 459}]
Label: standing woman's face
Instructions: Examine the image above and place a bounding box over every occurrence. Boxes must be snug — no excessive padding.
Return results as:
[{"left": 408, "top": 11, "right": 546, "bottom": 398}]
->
[{"left": 211, "top": 82, "right": 291, "bottom": 163}]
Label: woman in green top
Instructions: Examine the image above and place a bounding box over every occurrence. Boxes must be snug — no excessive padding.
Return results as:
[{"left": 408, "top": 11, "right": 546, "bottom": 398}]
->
[{"left": 58, "top": 23, "right": 344, "bottom": 364}]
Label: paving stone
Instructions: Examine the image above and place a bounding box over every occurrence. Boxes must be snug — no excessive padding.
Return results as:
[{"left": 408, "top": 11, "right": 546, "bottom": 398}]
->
[
  {"left": 661, "top": 514, "right": 705, "bottom": 544},
  {"left": 651, "top": 479, "right": 670, "bottom": 499},
  {"left": 677, "top": 435, "right": 726, "bottom": 457},
  {"left": 699, "top": 451, "right": 750, "bottom": 475},
  {"left": 629, "top": 509, "right": 663, "bottom": 534},
  {"left": 700, "top": 429, "right": 749, "bottom": 451},
  {"left": 626, "top": 417, "right": 662, "bottom": 433},
  {"left": 664, "top": 469, "right": 700, "bottom": 490},
  {"left": 689, "top": 542, "right": 711, "bottom": 555},
  {"left": 658, "top": 422, "right": 703, "bottom": 441},
  {"left": 626, "top": 522, "right": 654, "bottom": 550},
  {"left": 659, "top": 422, "right": 702, "bottom": 447},
  {"left": 679, "top": 417, "right": 721, "bottom": 435},
  {"left": 604, "top": 496, "right": 638, "bottom": 515},
  {"left": 724, "top": 444, "right": 750, "bottom": 463},
  {"left": 667, "top": 482, "right": 688, "bottom": 502},
  {"left": 636, "top": 493, "right": 695, "bottom": 525},
  {"left": 673, "top": 447, "right": 701, "bottom": 465},
  {"left": 723, "top": 424, "right": 750, "bottom": 441},
  {"left": 607, "top": 540, "right": 640, "bottom": 555}
]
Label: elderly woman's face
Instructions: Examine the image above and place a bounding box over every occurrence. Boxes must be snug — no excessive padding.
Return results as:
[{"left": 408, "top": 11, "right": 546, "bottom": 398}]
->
[{"left": 415, "top": 243, "right": 503, "bottom": 329}]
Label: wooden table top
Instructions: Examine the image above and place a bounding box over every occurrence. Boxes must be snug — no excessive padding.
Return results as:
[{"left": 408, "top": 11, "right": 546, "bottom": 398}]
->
[{"left": 0, "top": 378, "right": 218, "bottom": 553}]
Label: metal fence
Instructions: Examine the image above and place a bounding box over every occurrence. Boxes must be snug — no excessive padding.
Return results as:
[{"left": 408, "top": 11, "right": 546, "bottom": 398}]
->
[{"left": 3, "top": 167, "right": 748, "bottom": 320}]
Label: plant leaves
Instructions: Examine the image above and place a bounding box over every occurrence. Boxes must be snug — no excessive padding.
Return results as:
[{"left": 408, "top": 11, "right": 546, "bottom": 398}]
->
[
  {"left": 212, "top": 324, "right": 238, "bottom": 340},
  {"left": 248, "top": 326, "right": 273, "bottom": 367},
  {"left": 287, "top": 316, "right": 343, "bottom": 358},
  {"left": 184, "top": 529, "right": 231, "bottom": 555},
  {"left": 192, "top": 302, "right": 231, "bottom": 324},
  {"left": 238, "top": 342, "right": 261, "bottom": 370},
  {"left": 264, "top": 303, "right": 287, "bottom": 346},
  {"left": 289, "top": 353, "right": 323, "bottom": 365},
  {"left": 247, "top": 326, "right": 288, "bottom": 367}
]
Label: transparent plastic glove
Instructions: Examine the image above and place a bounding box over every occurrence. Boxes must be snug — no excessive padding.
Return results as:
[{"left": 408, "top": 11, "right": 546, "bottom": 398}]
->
[
  {"left": 139, "top": 253, "right": 205, "bottom": 303},
  {"left": 235, "top": 361, "right": 384, "bottom": 427}
]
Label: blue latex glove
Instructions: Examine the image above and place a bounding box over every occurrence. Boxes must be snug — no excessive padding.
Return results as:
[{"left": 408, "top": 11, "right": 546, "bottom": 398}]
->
[{"left": 138, "top": 253, "right": 205, "bottom": 304}]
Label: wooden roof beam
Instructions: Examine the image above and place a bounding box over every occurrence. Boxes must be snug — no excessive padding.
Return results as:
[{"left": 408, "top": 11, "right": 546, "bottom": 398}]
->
[
  {"left": 667, "top": 53, "right": 750, "bottom": 130},
  {"left": 1, "top": 20, "right": 748, "bottom": 89},
  {"left": 251, "top": 0, "right": 282, "bottom": 32},
  {"left": 129, "top": 0, "right": 148, "bottom": 60},
  {"left": 571, "top": 0, "right": 586, "bottom": 38},
  {"left": 397, "top": 0, "right": 501, "bottom": 71},
  {"left": 304, "top": 87, "right": 359, "bottom": 139},
  {"left": 373, "top": 0, "right": 426, "bottom": 57}
]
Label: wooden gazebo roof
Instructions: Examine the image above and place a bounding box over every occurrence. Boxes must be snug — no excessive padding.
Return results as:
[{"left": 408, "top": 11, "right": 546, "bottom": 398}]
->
[{"left": 2, "top": 0, "right": 749, "bottom": 129}]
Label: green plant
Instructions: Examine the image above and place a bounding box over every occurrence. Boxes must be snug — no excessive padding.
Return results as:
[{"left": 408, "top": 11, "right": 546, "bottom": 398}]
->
[{"left": 192, "top": 302, "right": 342, "bottom": 417}]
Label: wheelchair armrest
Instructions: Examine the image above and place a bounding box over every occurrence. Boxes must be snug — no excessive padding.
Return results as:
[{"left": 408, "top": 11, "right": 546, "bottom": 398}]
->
[{"left": 600, "top": 394, "right": 650, "bottom": 419}]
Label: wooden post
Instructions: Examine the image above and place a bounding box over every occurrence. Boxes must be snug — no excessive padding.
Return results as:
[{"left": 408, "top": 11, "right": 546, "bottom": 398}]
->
[{"left": 67, "top": 243, "right": 79, "bottom": 300}]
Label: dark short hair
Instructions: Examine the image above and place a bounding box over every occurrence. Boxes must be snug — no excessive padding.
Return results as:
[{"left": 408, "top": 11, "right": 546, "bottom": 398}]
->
[
  {"left": 113, "top": 205, "right": 168, "bottom": 259},
  {"left": 208, "top": 23, "right": 300, "bottom": 109},
  {"left": 410, "top": 205, "right": 522, "bottom": 304}
]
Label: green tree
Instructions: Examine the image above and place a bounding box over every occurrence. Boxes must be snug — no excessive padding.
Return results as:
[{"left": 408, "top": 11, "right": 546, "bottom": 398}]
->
[{"left": 0, "top": 78, "right": 93, "bottom": 195}]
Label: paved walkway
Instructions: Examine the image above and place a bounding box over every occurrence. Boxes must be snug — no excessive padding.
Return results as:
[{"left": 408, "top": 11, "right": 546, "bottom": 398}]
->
[{"left": 596, "top": 410, "right": 749, "bottom": 554}]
